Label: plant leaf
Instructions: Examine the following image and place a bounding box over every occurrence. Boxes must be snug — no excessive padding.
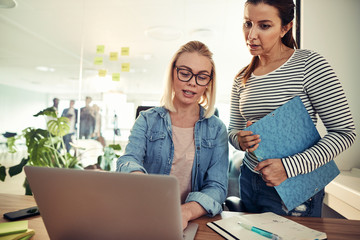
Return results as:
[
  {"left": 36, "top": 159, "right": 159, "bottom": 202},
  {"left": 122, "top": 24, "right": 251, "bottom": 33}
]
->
[
  {"left": 6, "top": 136, "right": 17, "bottom": 153},
  {"left": 0, "top": 165, "right": 6, "bottom": 181},
  {"left": 108, "top": 144, "right": 121, "bottom": 151},
  {"left": 47, "top": 117, "right": 70, "bottom": 137},
  {"left": 34, "top": 107, "right": 57, "bottom": 118},
  {"left": 9, "top": 158, "right": 29, "bottom": 177}
]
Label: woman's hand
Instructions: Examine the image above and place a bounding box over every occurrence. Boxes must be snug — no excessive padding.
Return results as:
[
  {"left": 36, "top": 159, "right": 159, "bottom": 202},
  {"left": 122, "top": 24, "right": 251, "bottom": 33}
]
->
[
  {"left": 181, "top": 202, "right": 206, "bottom": 230},
  {"left": 254, "top": 158, "right": 288, "bottom": 186},
  {"left": 237, "top": 121, "right": 261, "bottom": 152},
  {"left": 181, "top": 205, "right": 191, "bottom": 230}
]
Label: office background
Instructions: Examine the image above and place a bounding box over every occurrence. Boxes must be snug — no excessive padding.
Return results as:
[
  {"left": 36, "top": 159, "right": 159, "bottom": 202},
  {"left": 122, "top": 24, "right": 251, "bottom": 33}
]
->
[{"left": 1, "top": 0, "right": 359, "bottom": 218}]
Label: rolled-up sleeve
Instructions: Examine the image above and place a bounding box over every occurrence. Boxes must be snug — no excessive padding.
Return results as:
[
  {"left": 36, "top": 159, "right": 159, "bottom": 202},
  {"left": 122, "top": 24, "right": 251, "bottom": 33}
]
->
[{"left": 116, "top": 114, "right": 148, "bottom": 173}]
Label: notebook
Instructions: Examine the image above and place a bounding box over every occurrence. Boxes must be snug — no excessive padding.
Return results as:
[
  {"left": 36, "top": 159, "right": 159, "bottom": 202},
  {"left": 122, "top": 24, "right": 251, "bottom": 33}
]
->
[
  {"left": 244, "top": 96, "right": 340, "bottom": 211},
  {"left": 207, "top": 212, "right": 327, "bottom": 240},
  {"left": 24, "top": 166, "right": 198, "bottom": 240}
]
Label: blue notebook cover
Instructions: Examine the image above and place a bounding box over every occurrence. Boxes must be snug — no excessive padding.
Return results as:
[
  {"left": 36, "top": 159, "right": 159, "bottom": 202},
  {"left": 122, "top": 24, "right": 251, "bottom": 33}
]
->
[{"left": 244, "top": 96, "right": 340, "bottom": 211}]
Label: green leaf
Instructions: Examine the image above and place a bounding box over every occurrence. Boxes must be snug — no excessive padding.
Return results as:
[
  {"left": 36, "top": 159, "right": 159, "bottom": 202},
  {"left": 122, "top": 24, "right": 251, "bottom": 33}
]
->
[
  {"left": 0, "top": 166, "right": 6, "bottom": 181},
  {"left": 108, "top": 144, "right": 121, "bottom": 151},
  {"left": 97, "top": 155, "right": 105, "bottom": 170},
  {"left": 97, "top": 146, "right": 119, "bottom": 171},
  {"left": 47, "top": 117, "right": 70, "bottom": 137},
  {"left": 6, "top": 136, "right": 17, "bottom": 153},
  {"left": 22, "top": 128, "right": 48, "bottom": 154},
  {"left": 8, "top": 158, "right": 29, "bottom": 177},
  {"left": 34, "top": 107, "right": 57, "bottom": 118}
]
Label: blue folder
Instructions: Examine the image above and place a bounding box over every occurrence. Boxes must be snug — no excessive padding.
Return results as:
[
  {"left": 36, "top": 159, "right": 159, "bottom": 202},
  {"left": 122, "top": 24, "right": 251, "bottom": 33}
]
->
[{"left": 244, "top": 96, "right": 340, "bottom": 211}]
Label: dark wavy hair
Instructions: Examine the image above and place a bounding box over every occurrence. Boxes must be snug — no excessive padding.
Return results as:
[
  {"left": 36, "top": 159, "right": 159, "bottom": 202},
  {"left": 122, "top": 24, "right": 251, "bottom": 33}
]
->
[{"left": 237, "top": 0, "right": 298, "bottom": 84}]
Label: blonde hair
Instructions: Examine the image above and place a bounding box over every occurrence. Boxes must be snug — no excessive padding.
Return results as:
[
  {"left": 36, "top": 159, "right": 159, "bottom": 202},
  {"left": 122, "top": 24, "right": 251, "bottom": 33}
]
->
[{"left": 160, "top": 41, "right": 216, "bottom": 118}]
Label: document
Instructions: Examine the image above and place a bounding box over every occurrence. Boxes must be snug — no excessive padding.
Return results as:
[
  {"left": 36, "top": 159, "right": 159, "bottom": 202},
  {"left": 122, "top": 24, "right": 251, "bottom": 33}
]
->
[
  {"left": 207, "top": 212, "right": 327, "bottom": 240},
  {"left": 244, "top": 96, "right": 340, "bottom": 211}
]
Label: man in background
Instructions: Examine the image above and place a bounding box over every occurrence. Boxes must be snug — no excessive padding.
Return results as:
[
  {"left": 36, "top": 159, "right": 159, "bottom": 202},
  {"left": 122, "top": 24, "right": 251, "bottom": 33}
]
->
[
  {"left": 79, "top": 96, "right": 95, "bottom": 139},
  {"left": 61, "top": 100, "right": 78, "bottom": 152}
]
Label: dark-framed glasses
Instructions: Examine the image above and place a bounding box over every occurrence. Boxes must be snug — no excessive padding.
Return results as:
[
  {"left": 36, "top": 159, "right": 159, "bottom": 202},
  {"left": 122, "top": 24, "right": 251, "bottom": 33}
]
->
[{"left": 176, "top": 67, "right": 212, "bottom": 86}]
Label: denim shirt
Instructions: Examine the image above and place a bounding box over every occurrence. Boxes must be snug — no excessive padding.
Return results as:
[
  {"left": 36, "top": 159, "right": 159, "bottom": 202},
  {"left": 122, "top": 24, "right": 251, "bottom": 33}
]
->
[{"left": 117, "top": 106, "right": 229, "bottom": 216}]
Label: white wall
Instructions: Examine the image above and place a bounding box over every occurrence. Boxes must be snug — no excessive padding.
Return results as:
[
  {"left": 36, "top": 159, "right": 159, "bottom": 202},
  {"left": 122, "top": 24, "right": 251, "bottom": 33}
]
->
[
  {"left": 0, "top": 84, "right": 49, "bottom": 134},
  {"left": 301, "top": 0, "right": 360, "bottom": 170}
]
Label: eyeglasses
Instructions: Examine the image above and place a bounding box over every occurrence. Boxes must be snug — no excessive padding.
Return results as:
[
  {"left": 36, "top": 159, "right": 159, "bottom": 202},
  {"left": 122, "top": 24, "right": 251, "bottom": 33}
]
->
[{"left": 175, "top": 67, "right": 212, "bottom": 86}]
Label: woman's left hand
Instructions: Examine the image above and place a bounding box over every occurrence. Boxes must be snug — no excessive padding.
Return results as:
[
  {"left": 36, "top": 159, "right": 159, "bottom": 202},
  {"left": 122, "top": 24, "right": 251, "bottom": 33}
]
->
[{"left": 254, "top": 159, "right": 287, "bottom": 187}]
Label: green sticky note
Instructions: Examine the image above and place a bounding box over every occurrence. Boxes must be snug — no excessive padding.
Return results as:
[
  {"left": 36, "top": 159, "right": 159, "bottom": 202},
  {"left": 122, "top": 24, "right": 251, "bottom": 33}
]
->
[
  {"left": 121, "top": 47, "right": 129, "bottom": 56},
  {"left": 112, "top": 73, "right": 120, "bottom": 81},
  {"left": 94, "top": 57, "right": 103, "bottom": 65},
  {"left": 0, "top": 220, "right": 28, "bottom": 236},
  {"left": 0, "top": 229, "right": 35, "bottom": 240},
  {"left": 121, "top": 63, "right": 130, "bottom": 72},
  {"left": 96, "top": 45, "right": 105, "bottom": 54}
]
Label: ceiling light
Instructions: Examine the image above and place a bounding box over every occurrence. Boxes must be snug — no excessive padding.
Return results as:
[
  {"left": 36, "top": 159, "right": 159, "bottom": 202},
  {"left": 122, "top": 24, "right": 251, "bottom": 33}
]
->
[
  {"left": 145, "top": 26, "right": 183, "bottom": 41},
  {"left": 143, "top": 54, "right": 152, "bottom": 61},
  {"left": 36, "top": 66, "right": 55, "bottom": 72},
  {"left": 0, "top": 0, "right": 17, "bottom": 8},
  {"left": 190, "top": 28, "right": 215, "bottom": 39}
]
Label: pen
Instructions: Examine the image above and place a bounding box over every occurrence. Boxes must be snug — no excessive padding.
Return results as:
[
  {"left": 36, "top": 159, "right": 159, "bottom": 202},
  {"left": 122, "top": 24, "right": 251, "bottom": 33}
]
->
[{"left": 238, "top": 222, "right": 282, "bottom": 240}]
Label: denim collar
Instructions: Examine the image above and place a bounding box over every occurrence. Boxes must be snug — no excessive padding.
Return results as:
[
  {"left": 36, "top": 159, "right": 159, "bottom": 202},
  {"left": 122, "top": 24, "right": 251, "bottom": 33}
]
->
[{"left": 155, "top": 105, "right": 206, "bottom": 121}]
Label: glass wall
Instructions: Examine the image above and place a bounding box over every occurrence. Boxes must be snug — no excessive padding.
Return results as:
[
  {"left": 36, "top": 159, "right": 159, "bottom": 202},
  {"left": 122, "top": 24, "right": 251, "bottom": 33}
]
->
[{"left": 0, "top": 0, "right": 251, "bottom": 152}]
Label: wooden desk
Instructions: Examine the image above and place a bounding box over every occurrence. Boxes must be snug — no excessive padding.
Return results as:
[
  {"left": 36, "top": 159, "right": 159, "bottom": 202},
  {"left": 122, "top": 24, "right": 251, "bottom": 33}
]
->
[{"left": 1, "top": 193, "right": 360, "bottom": 239}]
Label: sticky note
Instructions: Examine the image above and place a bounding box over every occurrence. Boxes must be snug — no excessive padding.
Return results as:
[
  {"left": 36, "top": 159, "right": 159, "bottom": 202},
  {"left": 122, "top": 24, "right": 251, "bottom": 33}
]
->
[
  {"left": 98, "top": 69, "right": 107, "bottom": 77},
  {"left": 94, "top": 57, "right": 103, "bottom": 65},
  {"left": 112, "top": 73, "right": 120, "bottom": 81},
  {"left": 0, "top": 220, "right": 28, "bottom": 236},
  {"left": 109, "top": 52, "right": 118, "bottom": 61},
  {"left": 96, "top": 45, "right": 105, "bottom": 54},
  {"left": 121, "top": 47, "right": 130, "bottom": 56},
  {"left": 121, "top": 63, "right": 130, "bottom": 72},
  {"left": 0, "top": 229, "right": 35, "bottom": 240}
]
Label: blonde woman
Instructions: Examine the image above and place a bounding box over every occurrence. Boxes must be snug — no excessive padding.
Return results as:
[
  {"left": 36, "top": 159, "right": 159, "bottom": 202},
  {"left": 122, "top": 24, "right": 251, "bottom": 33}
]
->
[{"left": 117, "top": 41, "right": 229, "bottom": 229}]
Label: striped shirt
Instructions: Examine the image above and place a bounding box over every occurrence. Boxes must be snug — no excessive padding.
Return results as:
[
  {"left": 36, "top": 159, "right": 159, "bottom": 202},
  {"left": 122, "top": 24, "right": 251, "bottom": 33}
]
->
[{"left": 228, "top": 49, "right": 356, "bottom": 178}]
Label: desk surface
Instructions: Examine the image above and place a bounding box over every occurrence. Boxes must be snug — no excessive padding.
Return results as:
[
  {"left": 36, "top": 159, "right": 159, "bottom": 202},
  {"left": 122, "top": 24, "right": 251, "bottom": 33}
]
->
[{"left": 1, "top": 193, "right": 360, "bottom": 240}]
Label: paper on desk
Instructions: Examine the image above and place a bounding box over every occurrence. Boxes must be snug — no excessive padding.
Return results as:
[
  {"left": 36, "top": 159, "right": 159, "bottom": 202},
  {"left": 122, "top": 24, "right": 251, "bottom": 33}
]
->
[{"left": 207, "top": 212, "right": 327, "bottom": 240}]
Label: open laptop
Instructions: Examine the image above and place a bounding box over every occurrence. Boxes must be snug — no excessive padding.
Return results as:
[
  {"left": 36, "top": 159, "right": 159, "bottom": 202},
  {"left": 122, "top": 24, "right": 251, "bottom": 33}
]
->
[{"left": 24, "top": 166, "right": 198, "bottom": 240}]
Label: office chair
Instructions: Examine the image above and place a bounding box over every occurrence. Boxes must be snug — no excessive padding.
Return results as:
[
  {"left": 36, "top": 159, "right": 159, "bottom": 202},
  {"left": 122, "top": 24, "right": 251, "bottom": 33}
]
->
[
  {"left": 224, "top": 196, "right": 246, "bottom": 212},
  {"left": 135, "top": 106, "right": 154, "bottom": 120}
]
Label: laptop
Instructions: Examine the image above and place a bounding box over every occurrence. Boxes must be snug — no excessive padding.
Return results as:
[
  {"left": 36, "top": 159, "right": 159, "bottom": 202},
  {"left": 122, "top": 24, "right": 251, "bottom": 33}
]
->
[{"left": 24, "top": 166, "right": 198, "bottom": 240}]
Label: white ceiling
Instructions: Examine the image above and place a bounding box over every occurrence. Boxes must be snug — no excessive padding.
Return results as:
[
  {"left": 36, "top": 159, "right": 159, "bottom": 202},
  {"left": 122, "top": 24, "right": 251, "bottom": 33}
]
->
[{"left": 0, "top": 0, "right": 251, "bottom": 103}]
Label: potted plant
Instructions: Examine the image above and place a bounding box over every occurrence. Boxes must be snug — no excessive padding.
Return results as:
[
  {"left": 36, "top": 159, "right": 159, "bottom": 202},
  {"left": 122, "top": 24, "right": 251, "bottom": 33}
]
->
[
  {"left": 0, "top": 107, "right": 122, "bottom": 195},
  {"left": 0, "top": 107, "right": 82, "bottom": 195}
]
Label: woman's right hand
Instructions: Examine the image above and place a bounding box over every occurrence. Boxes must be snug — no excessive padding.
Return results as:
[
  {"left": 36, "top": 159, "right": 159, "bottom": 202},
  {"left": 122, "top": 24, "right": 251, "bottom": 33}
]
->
[{"left": 237, "top": 121, "right": 261, "bottom": 152}]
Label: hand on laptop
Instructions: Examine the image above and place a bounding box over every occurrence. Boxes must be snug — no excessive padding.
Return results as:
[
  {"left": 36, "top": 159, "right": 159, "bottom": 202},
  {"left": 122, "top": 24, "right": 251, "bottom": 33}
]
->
[{"left": 181, "top": 202, "right": 206, "bottom": 230}]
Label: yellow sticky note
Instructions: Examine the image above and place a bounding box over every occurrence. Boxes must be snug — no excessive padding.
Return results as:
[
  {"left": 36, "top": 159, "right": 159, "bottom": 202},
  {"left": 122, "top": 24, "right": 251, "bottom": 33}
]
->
[
  {"left": 121, "top": 47, "right": 130, "bottom": 56},
  {"left": 112, "top": 73, "right": 120, "bottom": 81},
  {"left": 98, "top": 69, "right": 107, "bottom": 77},
  {"left": 94, "top": 57, "right": 103, "bottom": 65},
  {"left": 121, "top": 63, "right": 130, "bottom": 72},
  {"left": 96, "top": 45, "right": 105, "bottom": 54},
  {"left": 109, "top": 52, "right": 118, "bottom": 61}
]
